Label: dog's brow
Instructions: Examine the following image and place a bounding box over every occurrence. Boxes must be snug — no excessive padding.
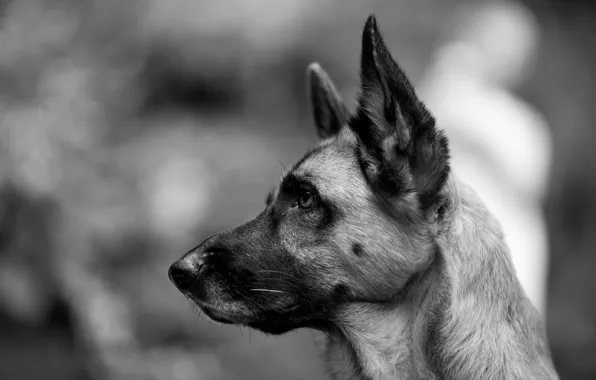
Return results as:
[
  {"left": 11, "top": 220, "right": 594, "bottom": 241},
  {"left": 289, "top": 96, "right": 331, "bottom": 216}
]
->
[
  {"left": 280, "top": 173, "right": 301, "bottom": 193},
  {"left": 279, "top": 172, "right": 316, "bottom": 196}
]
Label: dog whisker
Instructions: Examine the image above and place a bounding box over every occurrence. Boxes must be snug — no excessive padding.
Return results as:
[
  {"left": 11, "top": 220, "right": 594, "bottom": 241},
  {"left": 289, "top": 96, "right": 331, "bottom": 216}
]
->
[{"left": 249, "top": 289, "right": 289, "bottom": 294}]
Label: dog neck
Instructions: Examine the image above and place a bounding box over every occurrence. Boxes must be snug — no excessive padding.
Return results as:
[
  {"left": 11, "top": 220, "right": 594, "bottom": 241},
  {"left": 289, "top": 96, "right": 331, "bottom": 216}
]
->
[
  {"left": 323, "top": 176, "right": 554, "bottom": 380},
  {"left": 327, "top": 247, "right": 446, "bottom": 380}
]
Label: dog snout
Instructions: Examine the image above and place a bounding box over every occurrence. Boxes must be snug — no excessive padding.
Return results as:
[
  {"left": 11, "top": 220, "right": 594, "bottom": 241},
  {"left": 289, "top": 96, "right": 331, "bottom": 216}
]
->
[
  {"left": 169, "top": 238, "right": 234, "bottom": 293},
  {"left": 168, "top": 255, "right": 201, "bottom": 291}
]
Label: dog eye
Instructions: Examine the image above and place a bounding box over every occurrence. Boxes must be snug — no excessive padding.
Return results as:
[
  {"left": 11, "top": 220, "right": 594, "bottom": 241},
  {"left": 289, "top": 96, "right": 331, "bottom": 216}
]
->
[{"left": 297, "top": 190, "right": 315, "bottom": 209}]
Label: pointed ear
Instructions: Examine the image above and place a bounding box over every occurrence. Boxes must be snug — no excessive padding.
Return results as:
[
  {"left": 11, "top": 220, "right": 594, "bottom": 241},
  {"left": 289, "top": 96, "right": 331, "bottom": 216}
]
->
[
  {"left": 353, "top": 16, "right": 450, "bottom": 212},
  {"left": 358, "top": 15, "right": 433, "bottom": 139},
  {"left": 307, "top": 63, "right": 349, "bottom": 139}
]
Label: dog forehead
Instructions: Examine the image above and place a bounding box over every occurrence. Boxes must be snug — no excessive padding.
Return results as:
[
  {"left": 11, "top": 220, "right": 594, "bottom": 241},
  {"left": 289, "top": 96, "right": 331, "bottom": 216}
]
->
[{"left": 291, "top": 140, "right": 369, "bottom": 201}]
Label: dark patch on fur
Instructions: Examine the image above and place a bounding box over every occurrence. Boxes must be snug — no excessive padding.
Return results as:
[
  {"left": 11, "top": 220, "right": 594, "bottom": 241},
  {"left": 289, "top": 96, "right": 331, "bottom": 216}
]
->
[
  {"left": 317, "top": 196, "right": 341, "bottom": 231},
  {"left": 424, "top": 310, "right": 444, "bottom": 378},
  {"left": 436, "top": 198, "right": 449, "bottom": 222},
  {"left": 352, "top": 243, "right": 365, "bottom": 257},
  {"left": 506, "top": 302, "right": 514, "bottom": 325},
  {"left": 278, "top": 172, "right": 318, "bottom": 201},
  {"left": 331, "top": 283, "right": 352, "bottom": 302},
  {"left": 421, "top": 245, "right": 450, "bottom": 378},
  {"left": 279, "top": 172, "right": 302, "bottom": 197}
]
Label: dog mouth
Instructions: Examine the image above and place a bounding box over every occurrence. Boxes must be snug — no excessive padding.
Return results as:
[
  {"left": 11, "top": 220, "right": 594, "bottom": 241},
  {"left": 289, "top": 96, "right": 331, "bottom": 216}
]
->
[
  {"left": 198, "top": 304, "right": 249, "bottom": 325},
  {"left": 191, "top": 296, "right": 304, "bottom": 332}
]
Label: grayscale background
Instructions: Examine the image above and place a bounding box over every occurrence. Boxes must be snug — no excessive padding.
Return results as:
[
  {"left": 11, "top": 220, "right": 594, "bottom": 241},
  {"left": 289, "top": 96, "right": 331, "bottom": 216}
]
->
[{"left": 0, "top": 0, "right": 594, "bottom": 379}]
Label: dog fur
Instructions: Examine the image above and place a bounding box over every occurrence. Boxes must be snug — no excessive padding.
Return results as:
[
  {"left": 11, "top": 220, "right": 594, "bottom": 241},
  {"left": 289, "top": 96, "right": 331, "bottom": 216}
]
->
[{"left": 168, "top": 15, "right": 559, "bottom": 380}]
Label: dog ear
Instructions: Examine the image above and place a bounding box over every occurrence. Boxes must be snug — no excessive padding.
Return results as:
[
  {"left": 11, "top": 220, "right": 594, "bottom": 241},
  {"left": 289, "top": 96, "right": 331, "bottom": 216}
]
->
[
  {"left": 353, "top": 15, "right": 450, "bottom": 212},
  {"left": 307, "top": 63, "right": 349, "bottom": 139}
]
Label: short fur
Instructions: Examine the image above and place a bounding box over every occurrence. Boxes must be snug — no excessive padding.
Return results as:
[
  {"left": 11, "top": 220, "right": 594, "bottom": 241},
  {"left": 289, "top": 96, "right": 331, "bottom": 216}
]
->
[{"left": 169, "top": 15, "right": 559, "bottom": 380}]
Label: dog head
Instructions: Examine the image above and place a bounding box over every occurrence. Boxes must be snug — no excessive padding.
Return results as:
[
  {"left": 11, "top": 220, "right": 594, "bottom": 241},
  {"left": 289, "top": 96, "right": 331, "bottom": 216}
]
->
[{"left": 168, "top": 15, "right": 450, "bottom": 335}]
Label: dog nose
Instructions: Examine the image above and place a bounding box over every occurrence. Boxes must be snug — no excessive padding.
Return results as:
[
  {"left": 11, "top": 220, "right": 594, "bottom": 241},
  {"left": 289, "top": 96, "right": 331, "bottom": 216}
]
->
[{"left": 168, "top": 258, "right": 199, "bottom": 291}]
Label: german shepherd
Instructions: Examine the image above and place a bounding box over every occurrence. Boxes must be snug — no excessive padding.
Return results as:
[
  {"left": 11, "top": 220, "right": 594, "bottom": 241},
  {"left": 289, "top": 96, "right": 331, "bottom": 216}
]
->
[{"left": 168, "top": 15, "right": 559, "bottom": 380}]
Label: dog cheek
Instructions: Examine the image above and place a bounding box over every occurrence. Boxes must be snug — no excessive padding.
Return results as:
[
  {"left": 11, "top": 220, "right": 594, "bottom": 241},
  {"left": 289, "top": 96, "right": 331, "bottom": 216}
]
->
[{"left": 278, "top": 221, "right": 316, "bottom": 256}]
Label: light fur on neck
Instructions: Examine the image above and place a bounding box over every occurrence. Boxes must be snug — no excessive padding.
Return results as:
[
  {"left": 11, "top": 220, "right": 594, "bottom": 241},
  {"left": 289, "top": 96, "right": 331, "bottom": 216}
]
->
[{"left": 321, "top": 176, "right": 557, "bottom": 380}]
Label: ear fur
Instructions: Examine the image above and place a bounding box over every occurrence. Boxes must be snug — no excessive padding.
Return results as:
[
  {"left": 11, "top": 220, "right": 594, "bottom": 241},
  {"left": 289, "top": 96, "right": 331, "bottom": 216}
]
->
[
  {"left": 352, "top": 15, "right": 450, "bottom": 212},
  {"left": 307, "top": 63, "right": 349, "bottom": 139}
]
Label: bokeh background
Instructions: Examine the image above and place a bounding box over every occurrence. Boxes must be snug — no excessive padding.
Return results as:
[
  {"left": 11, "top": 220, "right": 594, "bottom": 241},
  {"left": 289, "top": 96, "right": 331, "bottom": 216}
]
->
[{"left": 0, "top": 0, "right": 595, "bottom": 379}]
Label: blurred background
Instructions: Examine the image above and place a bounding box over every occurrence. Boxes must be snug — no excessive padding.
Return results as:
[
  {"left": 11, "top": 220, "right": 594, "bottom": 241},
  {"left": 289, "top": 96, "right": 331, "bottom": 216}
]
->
[{"left": 0, "top": 0, "right": 594, "bottom": 379}]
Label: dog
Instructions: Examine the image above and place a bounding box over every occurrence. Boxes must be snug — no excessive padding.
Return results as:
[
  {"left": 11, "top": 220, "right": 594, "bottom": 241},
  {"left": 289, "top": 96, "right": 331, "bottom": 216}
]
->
[{"left": 168, "top": 15, "right": 559, "bottom": 380}]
